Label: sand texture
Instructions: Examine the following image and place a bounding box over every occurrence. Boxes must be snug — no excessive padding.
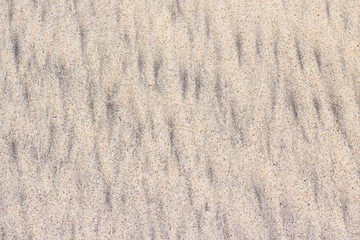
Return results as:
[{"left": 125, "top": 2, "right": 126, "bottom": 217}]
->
[{"left": 1, "top": 0, "right": 360, "bottom": 239}]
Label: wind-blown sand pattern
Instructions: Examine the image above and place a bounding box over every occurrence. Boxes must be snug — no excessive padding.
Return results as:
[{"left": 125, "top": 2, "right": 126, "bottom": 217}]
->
[{"left": 1, "top": 0, "right": 360, "bottom": 239}]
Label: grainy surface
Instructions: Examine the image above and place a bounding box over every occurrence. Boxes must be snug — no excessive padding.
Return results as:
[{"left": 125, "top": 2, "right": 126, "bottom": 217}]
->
[{"left": 1, "top": 0, "right": 360, "bottom": 239}]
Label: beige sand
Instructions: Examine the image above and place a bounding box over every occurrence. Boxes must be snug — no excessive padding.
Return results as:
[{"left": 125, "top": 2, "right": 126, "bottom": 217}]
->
[{"left": 0, "top": 0, "right": 360, "bottom": 239}]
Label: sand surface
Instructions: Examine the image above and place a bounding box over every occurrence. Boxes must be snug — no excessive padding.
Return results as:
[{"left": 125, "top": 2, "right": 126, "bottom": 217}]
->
[{"left": 1, "top": 0, "right": 360, "bottom": 239}]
